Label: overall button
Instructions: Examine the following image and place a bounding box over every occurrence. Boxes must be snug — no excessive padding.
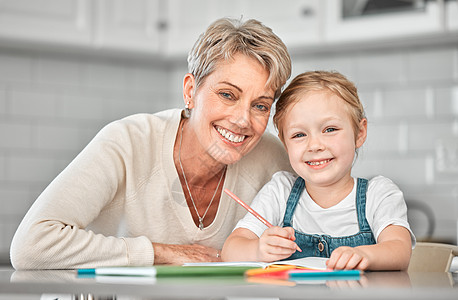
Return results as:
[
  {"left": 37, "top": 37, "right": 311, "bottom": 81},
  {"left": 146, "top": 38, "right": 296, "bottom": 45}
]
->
[{"left": 318, "top": 242, "right": 324, "bottom": 252}]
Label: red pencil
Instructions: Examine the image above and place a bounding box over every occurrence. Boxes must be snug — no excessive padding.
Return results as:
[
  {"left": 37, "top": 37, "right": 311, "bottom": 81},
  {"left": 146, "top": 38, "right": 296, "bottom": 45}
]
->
[{"left": 224, "top": 188, "right": 302, "bottom": 252}]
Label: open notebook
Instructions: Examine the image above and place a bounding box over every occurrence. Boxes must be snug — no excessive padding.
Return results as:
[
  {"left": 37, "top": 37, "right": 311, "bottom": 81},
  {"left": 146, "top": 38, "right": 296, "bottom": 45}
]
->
[{"left": 182, "top": 256, "right": 328, "bottom": 270}]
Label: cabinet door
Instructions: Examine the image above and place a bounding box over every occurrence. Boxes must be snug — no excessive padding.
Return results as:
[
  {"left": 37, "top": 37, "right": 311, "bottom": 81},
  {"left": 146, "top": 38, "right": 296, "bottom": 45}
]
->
[
  {"left": 446, "top": 0, "right": 458, "bottom": 31},
  {"left": 239, "top": 0, "right": 324, "bottom": 49},
  {"left": 0, "top": 0, "right": 91, "bottom": 46},
  {"left": 164, "top": 0, "right": 323, "bottom": 57},
  {"left": 164, "top": 0, "right": 242, "bottom": 58},
  {"left": 324, "top": 0, "right": 444, "bottom": 43},
  {"left": 94, "top": 0, "right": 163, "bottom": 54}
]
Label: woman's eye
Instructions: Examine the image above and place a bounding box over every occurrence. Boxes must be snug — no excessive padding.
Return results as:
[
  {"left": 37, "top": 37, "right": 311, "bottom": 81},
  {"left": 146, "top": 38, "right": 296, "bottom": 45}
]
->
[
  {"left": 254, "top": 104, "right": 269, "bottom": 112},
  {"left": 219, "top": 92, "right": 233, "bottom": 99}
]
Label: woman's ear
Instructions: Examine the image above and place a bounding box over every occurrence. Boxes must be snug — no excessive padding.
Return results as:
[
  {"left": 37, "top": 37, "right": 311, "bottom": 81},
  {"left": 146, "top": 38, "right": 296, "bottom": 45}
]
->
[
  {"left": 355, "top": 118, "right": 367, "bottom": 149},
  {"left": 183, "top": 73, "right": 195, "bottom": 109}
]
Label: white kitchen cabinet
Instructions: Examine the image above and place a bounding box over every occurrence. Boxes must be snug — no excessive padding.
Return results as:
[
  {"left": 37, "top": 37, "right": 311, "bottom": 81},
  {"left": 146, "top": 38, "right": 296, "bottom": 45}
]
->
[
  {"left": 164, "top": 0, "right": 324, "bottom": 57},
  {"left": 446, "top": 0, "right": 458, "bottom": 31},
  {"left": 324, "top": 0, "right": 445, "bottom": 43},
  {"left": 163, "top": 0, "right": 243, "bottom": 58},
  {"left": 0, "top": 0, "right": 164, "bottom": 55},
  {"left": 93, "top": 0, "right": 163, "bottom": 54},
  {"left": 0, "top": 0, "right": 453, "bottom": 58},
  {"left": 238, "top": 0, "right": 324, "bottom": 50},
  {"left": 0, "top": 0, "right": 92, "bottom": 46},
  {"left": 163, "top": 0, "right": 210, "bottom": 58}
]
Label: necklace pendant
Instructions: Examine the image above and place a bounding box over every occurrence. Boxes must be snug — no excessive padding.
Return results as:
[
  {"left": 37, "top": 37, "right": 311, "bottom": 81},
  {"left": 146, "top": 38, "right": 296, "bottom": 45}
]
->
[{"left": 179, "top": 125, "right": 227, "bottom": 233}]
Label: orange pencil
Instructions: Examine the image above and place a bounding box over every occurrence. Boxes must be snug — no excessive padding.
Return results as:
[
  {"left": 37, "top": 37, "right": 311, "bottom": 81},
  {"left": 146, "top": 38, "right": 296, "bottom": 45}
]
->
[
  {"left": 245, "top": 265, "right": 296, "bottom": 277},
  {"left": 224, "top": 188, "right": 302, "bottom": 252}
]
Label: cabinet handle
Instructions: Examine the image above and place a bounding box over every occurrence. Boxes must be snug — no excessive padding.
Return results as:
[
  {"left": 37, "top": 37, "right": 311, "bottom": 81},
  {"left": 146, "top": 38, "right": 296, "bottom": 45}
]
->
[
  {"left": 157, "top": 21, "right": 168, "bottom": 31},
  {"left": 301, "top": 7, "right": 315, "bottom": 17}
]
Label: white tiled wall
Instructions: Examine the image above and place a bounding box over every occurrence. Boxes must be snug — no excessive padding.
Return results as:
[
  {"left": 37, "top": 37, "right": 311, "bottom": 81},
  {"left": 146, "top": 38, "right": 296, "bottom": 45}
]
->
[
  {"left": 0, "top": 50, "right": 177, "bottom": 263},
  {"left": 1, "top": 42, "right": 457, "bottom": 265}
]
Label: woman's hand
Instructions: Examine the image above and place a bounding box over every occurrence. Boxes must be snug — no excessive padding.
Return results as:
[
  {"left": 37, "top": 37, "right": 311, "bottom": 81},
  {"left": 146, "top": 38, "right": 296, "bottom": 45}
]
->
[
  {"left": 257, "top": 226, "right": 298, "bottom": 262},
  {"left": 153, "top": 243, "right": 221, "bottom": 265}
]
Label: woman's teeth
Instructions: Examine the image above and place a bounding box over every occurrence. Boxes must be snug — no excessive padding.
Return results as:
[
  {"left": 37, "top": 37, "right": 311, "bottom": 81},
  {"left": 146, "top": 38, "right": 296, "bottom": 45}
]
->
[
  {"left": 307, "top": 159, "right": 331, "bottom": 166},
  {"left": 216, "top": 127, "right": 246, "bottom": 143}
]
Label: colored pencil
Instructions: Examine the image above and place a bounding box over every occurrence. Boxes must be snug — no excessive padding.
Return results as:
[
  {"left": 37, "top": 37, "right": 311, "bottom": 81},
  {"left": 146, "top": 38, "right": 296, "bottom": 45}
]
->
[{"left": 224, "top": 188, "right": 302, "bottom": 252}]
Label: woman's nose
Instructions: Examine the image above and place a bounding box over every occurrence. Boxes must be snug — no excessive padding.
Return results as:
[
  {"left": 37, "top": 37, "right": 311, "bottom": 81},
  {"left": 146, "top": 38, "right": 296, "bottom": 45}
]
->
[{"left": 229, "top": 104, "right": 251, "bottom": 128}]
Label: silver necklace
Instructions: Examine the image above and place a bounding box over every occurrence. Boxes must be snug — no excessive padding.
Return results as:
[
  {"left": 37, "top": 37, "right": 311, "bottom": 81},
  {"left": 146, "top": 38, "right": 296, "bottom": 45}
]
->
[{"left": 178, "top": 124, "right": 226, "bottom": 230}]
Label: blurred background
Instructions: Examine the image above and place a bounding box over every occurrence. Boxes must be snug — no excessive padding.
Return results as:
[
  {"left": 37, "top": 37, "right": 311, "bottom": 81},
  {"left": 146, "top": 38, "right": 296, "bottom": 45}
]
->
[{"left": 0, "top": 0, "right": 457, "bottom": 266}]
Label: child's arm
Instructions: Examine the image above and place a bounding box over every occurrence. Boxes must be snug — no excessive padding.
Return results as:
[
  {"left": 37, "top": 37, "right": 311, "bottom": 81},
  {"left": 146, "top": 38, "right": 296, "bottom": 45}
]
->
[
  {"left": 326, "top": 225, "right": 412, "bottom": 271},
  {"left": 221, "top": 226, "right": 298, "bottom": 262}
]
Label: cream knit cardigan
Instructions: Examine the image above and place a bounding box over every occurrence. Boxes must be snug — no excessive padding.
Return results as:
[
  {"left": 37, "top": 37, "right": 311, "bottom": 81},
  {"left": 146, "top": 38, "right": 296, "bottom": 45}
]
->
[{"left": 10, "top": 109, "right": 291, "bottom": 269}]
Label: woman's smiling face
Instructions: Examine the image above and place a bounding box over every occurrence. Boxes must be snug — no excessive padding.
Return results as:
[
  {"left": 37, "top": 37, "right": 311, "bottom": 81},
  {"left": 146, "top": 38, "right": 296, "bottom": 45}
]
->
[{"left": 184, "top": 53, "right": 275, "bottom": 165}]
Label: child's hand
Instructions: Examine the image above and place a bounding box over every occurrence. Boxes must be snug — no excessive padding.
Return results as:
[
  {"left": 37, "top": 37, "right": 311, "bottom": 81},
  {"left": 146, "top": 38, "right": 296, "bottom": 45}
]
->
[
  {"left": 326, "top": 246, "right": 370, "bottom": 270},
  {"left": 257, "top": 226, "right": 299, "bottom": 262}
]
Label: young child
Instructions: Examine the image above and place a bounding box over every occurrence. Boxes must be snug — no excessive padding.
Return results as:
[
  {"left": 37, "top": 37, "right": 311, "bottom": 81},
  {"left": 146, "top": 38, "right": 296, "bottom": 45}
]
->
[{"left": 221, "top": 71, "right": 415, "bottom": 271}]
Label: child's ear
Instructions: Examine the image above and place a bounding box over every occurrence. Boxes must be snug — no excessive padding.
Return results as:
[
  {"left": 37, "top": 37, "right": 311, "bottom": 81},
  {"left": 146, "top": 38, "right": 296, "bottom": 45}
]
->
[{"left": 355, "top": 118, "right": 367, "bottom": 149}]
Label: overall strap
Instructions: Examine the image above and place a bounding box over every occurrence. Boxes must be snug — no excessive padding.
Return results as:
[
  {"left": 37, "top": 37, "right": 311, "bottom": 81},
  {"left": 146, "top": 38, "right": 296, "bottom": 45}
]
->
[
  {"left": 356, "top": 178, "right": 371, "bottom": 232},
  {"left": 282, "top": 177, "right": 305, "bottom": 227}
]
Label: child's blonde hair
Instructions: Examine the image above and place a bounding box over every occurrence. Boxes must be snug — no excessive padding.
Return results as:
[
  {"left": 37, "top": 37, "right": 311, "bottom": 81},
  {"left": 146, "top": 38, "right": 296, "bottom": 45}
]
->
[{"left": 273, "top": 70, "right": 366, "bottom": 143}]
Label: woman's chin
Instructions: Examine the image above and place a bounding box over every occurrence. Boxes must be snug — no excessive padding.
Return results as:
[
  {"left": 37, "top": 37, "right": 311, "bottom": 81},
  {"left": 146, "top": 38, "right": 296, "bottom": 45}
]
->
[
  {"left": 213, "top": 151, "right": 244, "bottom": 165},
  {"left": 206, "top": 139, "right": 249, "bottom": 164}
]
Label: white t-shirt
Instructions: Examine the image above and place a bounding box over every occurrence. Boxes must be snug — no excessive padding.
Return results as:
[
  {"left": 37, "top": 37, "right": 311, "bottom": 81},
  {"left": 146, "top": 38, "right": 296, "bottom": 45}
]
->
[{"left": 235, "top": 171, "right": 416, "bottom": 245}]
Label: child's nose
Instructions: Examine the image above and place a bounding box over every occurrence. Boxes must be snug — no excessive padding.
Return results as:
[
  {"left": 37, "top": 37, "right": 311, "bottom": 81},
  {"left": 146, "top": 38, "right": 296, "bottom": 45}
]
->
[{"left": 307, "top": 135, "right": 325, "bottom": 152}]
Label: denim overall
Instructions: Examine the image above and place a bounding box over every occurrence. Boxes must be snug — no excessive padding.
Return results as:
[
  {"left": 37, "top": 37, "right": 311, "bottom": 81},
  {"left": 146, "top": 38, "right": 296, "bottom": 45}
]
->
[{"left": 283, "top": 177, "right": 376, "bottom": 259}]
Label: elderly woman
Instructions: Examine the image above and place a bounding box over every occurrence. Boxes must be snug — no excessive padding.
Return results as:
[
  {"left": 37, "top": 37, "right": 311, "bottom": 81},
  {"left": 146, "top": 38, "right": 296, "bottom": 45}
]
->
[{"left": 10, "top": 17, "right": 292, "bottom": 269}]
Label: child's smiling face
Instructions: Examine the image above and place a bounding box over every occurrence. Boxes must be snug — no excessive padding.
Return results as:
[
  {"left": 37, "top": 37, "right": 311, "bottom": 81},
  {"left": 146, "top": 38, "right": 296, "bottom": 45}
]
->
[{"left": 282, "top": 90, "right": 367, "bottom": 188}]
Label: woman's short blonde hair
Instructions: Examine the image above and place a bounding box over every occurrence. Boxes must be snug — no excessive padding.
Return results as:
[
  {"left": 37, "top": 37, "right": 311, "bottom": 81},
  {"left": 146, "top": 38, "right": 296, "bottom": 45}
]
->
[
  {"left": 188, "top": 17, "right": 291, "bottom": 99},
  {"left": 274, "top": 71, "right": 366, "bottom": 143}
]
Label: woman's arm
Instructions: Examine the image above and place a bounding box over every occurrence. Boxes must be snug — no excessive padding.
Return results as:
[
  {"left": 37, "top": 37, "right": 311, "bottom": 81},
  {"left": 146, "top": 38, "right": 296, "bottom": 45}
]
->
[
  {"left": 326, "top": 225, "right": 412, "bottom": 271},
  {"left": 11, "top": 119, "right": 168, "bottom": 269},
  {"left": 10, "top": 122, "right": 146, "bottom": 269},
  {"left": 221, "top": 227, "right": 298, "bottom": 262},
  {"left": 153, "top": 243, "right": 222, "bottom": 265}
]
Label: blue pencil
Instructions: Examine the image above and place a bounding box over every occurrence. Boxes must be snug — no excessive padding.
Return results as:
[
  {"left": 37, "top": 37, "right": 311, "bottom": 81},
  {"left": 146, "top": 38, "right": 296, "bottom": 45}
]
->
[{"left": 288, "top": 269, "right": 361, "bottom": 278}]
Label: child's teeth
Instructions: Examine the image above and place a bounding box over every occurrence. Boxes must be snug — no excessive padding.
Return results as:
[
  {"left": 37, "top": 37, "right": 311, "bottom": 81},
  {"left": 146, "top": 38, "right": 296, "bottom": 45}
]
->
[{"left": 308, "top": 159, "right": 330, "bottom": 166}]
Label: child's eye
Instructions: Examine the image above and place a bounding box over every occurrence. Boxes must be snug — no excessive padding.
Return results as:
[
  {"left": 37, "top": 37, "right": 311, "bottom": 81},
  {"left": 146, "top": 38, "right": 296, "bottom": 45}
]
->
[
  {"left": 292, "top": 133, "right": 306, "bottom": 138},
  {"left": 324, "top": 127, "right": 337, "bottom": 133}
]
